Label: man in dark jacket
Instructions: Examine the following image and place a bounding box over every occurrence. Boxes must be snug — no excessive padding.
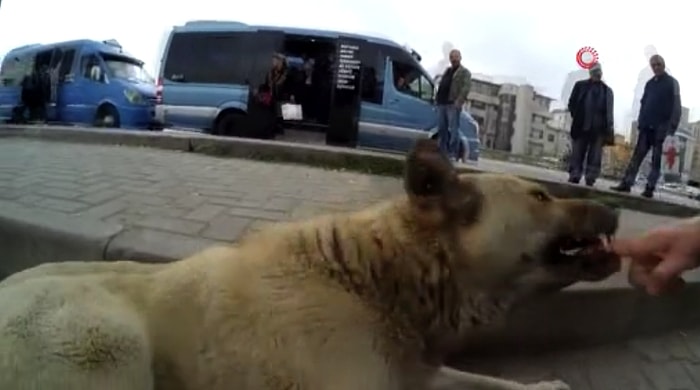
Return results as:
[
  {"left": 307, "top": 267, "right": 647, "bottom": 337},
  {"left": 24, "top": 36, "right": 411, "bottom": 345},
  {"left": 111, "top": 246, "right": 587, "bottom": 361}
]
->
[
  {"left": 567, "top": 62, "right": 614, "bottom": 186},
  {"left": 611, "top": 54, "right": 681, "bottom": 198}
]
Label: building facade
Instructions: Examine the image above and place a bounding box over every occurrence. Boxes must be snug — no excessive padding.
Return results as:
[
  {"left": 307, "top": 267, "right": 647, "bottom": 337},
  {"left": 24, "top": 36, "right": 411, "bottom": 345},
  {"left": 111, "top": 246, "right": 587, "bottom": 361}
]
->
[{"left": 465, "top": 77, "right": 554, "bottom": 156}]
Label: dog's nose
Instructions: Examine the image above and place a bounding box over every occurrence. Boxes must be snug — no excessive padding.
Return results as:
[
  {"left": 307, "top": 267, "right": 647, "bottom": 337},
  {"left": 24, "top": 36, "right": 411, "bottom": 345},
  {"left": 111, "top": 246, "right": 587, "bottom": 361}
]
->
[{"left": 589, "top": 202, "right": 620, "bottom": 235}]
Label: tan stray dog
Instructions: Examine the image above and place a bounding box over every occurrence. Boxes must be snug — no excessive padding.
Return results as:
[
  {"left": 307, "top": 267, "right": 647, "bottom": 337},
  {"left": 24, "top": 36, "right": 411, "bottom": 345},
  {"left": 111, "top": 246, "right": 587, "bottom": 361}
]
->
[{"left": 0, "top": 139, "right": 620, "bottom": 390}]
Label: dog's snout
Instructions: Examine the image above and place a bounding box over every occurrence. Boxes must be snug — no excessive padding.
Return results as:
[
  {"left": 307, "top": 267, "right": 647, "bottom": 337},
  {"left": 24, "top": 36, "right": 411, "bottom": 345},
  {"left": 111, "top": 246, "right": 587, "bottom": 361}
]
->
[
  {"left": 560, "top": 200, "right": 620, "bottom": 236},
  {"left": 586, "top": 202, "right": 619, "bottom": 235},
  {"left": 597, "top": 203, "right": 619, "bottom": 235}
]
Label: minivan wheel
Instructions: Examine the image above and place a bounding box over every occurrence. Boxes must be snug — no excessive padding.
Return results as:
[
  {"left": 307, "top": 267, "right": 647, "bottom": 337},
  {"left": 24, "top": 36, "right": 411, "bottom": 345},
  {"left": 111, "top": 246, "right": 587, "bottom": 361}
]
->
[
  {"left": 214, "top": 112, "right": 245, "bottom": 137},
  {"left": 94, "top": 105, "right": 120, "bottom": 128}
]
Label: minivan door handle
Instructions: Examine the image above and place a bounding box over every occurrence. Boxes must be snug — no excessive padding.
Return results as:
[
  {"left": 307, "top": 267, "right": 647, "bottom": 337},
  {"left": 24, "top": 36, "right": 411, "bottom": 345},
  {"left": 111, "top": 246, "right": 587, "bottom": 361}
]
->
[{"left": 389, "top": 98, "right": 400, "bottom": 104}]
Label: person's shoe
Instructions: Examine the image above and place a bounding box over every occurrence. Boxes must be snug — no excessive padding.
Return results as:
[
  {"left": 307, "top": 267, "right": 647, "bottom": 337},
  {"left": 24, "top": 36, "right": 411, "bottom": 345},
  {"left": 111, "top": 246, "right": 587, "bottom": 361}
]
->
[
  {"left": 641, "top": 188, "right": 654, "bottom": 198},
  {"left": 567, "top": 177, "right": 580, "bottom": 184},
  {"left": 610, "top": 184, "right": 631, "bottom": 193},
  {"left": 585, "top": 179, "right": 595, "bottom": 187}
]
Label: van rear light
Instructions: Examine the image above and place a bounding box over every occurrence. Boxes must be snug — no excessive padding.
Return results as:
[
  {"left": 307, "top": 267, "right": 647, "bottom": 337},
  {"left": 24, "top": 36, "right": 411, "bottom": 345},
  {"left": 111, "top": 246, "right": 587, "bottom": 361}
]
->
[{"left": 155, "top": 78, "right": 163, "bottom": 105}]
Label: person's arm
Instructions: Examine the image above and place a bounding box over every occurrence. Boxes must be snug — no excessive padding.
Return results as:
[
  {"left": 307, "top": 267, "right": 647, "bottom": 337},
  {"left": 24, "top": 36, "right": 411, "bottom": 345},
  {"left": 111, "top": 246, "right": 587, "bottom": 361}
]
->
[
  {"left": 637, "top": 81, "right": 649, "bottom": 122},
  {"left": 668, "top": 78, "right": 682, "bottom": 134},
  {"left": 605, "top": 85, "right": 614, "bottom": 132},
  {"left": 567, "top": 81, "right": 581, "bottom": 114},
  {"left": 612, "top": 215, "right": 700, "bottom": 295},
  {"left": 456, "top": 66, "right": 472, "bottom": 105}
]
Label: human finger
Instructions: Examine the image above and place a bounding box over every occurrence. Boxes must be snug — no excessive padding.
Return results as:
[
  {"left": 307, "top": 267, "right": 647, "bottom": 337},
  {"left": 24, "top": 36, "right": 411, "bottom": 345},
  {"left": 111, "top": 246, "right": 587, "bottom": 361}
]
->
[
  {"left": 649, "top": 252, "right": 696, "bottom": 287},
  {"left": 611, "top": 231, "right": 672, "bottom": 258},
  {"left": 647, "top": 275, "right": 686, "bottom": 296},
  {"left": 628, "top": 258, "right": 656, "bottom": 290}
]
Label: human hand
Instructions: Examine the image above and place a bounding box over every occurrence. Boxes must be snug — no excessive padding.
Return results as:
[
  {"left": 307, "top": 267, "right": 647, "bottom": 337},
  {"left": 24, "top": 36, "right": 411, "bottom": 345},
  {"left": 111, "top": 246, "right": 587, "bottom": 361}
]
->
[{"left": 612, "top": 220, "right": 700, "bottom": 295}]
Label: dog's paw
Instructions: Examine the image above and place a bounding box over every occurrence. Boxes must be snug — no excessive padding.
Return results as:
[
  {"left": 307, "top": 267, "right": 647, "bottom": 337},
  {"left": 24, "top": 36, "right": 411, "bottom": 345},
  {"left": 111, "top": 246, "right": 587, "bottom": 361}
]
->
[{"left": 524, "top": 379, "right": 571, "bottom": 390}]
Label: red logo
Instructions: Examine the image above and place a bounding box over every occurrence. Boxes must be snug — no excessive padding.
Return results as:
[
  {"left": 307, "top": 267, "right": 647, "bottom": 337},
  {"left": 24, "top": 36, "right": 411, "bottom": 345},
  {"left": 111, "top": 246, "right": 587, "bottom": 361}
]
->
[{"left": 576, "top": 46, "right": 600, "bottom": 69}]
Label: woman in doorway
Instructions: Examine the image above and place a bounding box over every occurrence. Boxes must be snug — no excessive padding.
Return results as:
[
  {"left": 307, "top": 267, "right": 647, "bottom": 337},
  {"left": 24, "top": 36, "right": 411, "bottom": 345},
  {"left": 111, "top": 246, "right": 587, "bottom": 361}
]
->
[
  {"left": 261, "top": 52, "right": 292, "bottom": 135},
  {"left": 265, "top": 53, "right": 292, "bottom": 102}
]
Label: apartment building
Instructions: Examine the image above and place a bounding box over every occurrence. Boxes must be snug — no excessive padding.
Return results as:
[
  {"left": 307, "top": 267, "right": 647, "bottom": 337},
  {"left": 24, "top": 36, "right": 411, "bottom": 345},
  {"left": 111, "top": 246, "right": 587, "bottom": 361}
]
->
[
  {"left": 544, "top": 108, "right": 572, "bottom": 158},
  {"left": 465, "top": 77, "right": 554, "bottom": 156}
]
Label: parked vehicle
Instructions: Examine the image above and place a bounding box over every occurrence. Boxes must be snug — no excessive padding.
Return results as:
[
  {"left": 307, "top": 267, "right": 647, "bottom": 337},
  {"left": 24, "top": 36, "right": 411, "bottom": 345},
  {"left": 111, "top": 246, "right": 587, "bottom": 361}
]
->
[
  {"left": 156, "top": 20, "right": 479, "bottom": 161},
  {"left": 0, "top": 39, "right": 161, "bottom": 129}
]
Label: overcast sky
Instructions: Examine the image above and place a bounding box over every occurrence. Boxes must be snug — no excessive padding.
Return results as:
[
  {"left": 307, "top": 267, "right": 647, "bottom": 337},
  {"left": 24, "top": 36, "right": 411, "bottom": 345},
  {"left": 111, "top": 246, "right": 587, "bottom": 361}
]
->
[{"left": 1, "top": 0, "right": 697, "bottom": 136}]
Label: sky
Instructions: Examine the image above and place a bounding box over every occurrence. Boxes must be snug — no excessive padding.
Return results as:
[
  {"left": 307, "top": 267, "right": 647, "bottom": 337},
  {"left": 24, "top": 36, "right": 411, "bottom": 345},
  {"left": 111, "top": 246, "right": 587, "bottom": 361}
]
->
[{"left": 1, "top": 0, "right": 698, "bottom": 136}]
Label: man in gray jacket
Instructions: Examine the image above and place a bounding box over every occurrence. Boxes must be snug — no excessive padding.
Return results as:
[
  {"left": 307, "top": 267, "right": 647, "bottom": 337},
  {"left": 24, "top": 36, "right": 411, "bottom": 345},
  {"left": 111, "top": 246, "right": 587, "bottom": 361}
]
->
[{"left": 566, "top": 62, "right": 614, "bottom": 186}]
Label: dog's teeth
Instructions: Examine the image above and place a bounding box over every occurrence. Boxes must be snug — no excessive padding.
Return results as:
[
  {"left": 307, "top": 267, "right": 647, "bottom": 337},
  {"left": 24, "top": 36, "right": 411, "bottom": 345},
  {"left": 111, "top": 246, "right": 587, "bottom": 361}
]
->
[{"left": 561, "top": 248, "right": 581, "bottom": 256}]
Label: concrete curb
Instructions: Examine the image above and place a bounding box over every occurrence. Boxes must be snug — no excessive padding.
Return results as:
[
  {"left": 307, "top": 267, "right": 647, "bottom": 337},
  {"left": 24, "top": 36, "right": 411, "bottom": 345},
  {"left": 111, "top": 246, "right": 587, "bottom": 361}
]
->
[
  {"left": 1, "top": 125, "right": 698, "bottom": 218},
  {"left": 1, "top": 201, "right": 699, "bottom": 356},
  {"left": 450, "top": 281, "right": 700, "bottom": 359},
  {"left": 0, "top": 200, "right": 122, "bottom": 279},
  {"left": 0, "top": 201, "right": 221, "bottom": 278}
]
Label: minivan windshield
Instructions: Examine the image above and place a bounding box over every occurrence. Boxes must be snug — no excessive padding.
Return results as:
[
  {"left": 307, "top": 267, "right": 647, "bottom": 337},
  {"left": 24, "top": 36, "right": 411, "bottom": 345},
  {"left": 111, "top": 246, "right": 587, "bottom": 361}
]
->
[{"left": 102, "top": 54, "right": 153, "bottom": 84}]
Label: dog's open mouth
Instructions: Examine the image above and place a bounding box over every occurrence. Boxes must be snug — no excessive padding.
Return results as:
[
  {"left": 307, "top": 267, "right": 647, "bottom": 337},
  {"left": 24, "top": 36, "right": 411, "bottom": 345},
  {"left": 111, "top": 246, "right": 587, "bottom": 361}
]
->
[
  {"left": 547, "top": 233, "right": 620, "bottom": 281},
  {"left": 558, "top": 234, "right": 612, "bottom": 257}
]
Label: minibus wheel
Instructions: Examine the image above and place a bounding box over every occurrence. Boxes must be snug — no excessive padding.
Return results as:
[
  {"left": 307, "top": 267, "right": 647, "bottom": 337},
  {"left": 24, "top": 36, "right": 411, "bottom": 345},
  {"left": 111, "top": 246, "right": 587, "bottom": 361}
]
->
[
  {"left": 213, "top": 111, "right": 245, "bottom": 136},
  {"left": 94, "top": 104, "right": 120, "bottom": 128}
]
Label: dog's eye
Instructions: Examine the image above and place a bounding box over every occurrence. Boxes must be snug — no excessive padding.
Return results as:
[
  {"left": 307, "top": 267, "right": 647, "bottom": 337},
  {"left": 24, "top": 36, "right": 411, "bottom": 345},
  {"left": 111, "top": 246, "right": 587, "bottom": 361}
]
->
[{"left": 530, "top": 190, "right": 551, "bottom": 202}]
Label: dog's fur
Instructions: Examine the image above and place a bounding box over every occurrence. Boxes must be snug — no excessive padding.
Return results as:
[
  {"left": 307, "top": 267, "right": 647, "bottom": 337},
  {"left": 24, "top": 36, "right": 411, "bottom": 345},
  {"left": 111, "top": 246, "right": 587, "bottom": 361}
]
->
[{"left": 0, "top": 140, "right": 620, "bottom": 390}]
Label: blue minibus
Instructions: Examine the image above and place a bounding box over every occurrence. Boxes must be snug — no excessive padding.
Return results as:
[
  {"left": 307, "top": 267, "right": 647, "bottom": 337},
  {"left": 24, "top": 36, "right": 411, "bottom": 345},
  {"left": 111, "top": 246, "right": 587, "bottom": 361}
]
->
[
  {"left": 156, "top": 21, "right": 479, "bottom": 161},
  {"left": 0, "top": 39, "right": 160, "bottom": 129}
]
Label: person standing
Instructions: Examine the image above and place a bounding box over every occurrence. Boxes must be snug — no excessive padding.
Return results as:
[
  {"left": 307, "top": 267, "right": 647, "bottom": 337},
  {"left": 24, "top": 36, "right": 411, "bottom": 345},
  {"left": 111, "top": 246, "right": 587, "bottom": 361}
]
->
[
  {"left": 611, "top": 54, "right": 681, "bottom": 198},
  {"left": 435, "top": 49, "right": 471, "bottom": 160},
  {"left": 566, "top": 62, "right": 614, "bottom": 186}
]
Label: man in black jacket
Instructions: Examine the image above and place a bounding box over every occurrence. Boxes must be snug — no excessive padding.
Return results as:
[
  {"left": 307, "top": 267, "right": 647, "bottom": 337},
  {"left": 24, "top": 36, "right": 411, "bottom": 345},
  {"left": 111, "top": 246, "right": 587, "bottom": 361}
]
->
[
  {"left": 611, "top": 54, "right": 681, "bottom": 198},
  {"left": 567, "top": 62, "right": 614, "bottom": 186}
]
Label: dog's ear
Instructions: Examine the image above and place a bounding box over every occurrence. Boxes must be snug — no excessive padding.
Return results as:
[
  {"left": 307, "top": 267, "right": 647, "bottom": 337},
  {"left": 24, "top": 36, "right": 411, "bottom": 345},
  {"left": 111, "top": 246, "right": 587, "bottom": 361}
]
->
[{"left": 404, "top": 139, "right": 458, "bottom": 197}]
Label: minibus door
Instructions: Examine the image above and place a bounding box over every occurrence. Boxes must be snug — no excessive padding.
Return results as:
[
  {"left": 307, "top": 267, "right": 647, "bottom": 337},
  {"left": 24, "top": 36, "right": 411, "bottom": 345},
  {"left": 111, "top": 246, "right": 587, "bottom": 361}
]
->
[
  {"left": 326, "top": 37, "right": 364, "bottom": 147},
  {"left": 45, "top": 47, "right": 65, "bottom": 121},
  {"left": 242, "top": 30, "right": 285, "bottom": 138}
]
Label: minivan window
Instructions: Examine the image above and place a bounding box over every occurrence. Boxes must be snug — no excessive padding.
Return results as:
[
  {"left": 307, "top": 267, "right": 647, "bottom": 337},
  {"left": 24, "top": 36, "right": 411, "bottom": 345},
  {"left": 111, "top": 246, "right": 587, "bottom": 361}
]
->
[
  {"left": 391, "top": 60, "right": 434, "bottom": 102},
  {"left": 358, "top": 43, "right": 384, "bottom": 105},
  {"left": 80, "top": 54, "right": 105, "bottom": 82},
  {"left": 163, "top": 32, "right": 251, "bottom": 85},
  {"left": 57, "top": 49, "right": 76, "bottom": 82},
  {"left": 103, "top": 54, "right": 152, "bottom": 84},
  {"left": 0, "top": 55, "right": 33, "bottom": 87}
]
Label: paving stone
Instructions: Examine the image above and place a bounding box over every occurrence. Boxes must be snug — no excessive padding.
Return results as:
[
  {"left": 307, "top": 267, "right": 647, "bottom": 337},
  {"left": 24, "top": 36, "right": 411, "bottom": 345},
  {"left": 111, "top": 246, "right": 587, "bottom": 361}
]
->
[
  {"left": 200, "top": 215, "right": 252, "bottom": 241},
  {"left": 130, "top": 215, "right": 205, "bottom": 236},
  {"left": 228, "top": 206, "right": 288, "bottom": 222},
  {"left": 183, "top": 204, "right": 228, "bottom": 222},
  {"left": 79, "top": 189, "right": 124, "bottom": 204}
]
